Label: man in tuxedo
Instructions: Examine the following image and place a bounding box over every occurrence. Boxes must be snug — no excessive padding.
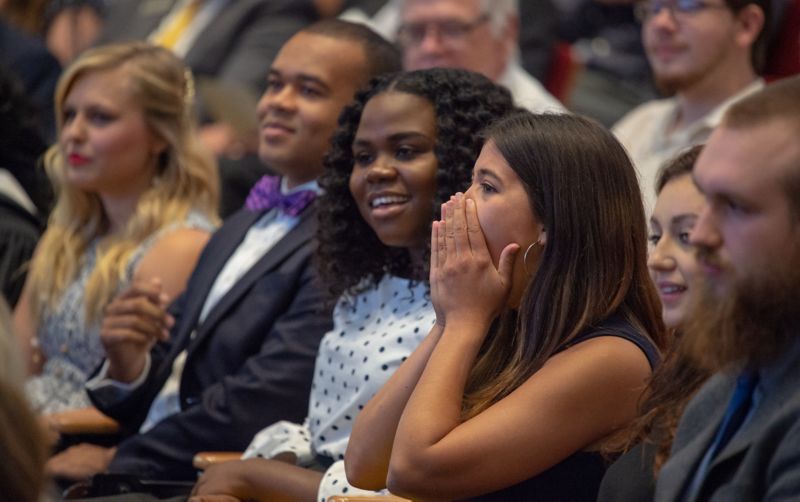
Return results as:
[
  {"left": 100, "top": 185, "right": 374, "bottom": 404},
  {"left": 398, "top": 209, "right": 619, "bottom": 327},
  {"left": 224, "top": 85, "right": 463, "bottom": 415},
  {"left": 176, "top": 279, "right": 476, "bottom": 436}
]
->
[
  {"left": 655, "top": 75, "right": 800, "bottom": 501},
  {"left": 46, "top": 19, "right": 402, "bottom": 482}
]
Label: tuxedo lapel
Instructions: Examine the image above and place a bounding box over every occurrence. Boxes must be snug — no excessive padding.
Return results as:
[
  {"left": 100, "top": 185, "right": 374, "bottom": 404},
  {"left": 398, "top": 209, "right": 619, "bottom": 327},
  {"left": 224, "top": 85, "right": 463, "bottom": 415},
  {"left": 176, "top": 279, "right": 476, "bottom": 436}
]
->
[
  {"left": 658, "top": 413, "right": 723, "bottom": 501},
  {"left": 191, "top": 207, "right": 316, "bottom": 345},
  {"left": 174, "top": 209, "right": 263, "bottom": 346}
]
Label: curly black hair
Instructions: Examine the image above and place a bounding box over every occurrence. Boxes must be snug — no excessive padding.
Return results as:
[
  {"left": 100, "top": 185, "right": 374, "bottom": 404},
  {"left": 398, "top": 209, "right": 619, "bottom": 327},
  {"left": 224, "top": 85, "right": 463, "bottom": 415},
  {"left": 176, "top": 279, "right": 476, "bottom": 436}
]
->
[{"left": 317, "top": 68, "right": 517, "bottom": 300}]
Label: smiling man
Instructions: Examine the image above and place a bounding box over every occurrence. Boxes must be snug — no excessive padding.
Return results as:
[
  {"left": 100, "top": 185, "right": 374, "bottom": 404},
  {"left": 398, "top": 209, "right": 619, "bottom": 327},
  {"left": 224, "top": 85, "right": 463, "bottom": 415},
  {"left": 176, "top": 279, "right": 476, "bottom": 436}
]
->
[
  {"left": 613, "top": 0, "right": 768, "bottom": 214},
  {"left": 655, "top": 75, "right": 800, "bottom": 502},
  {"left": 46, "top": 19, "right": 401, "bottom": 484}
]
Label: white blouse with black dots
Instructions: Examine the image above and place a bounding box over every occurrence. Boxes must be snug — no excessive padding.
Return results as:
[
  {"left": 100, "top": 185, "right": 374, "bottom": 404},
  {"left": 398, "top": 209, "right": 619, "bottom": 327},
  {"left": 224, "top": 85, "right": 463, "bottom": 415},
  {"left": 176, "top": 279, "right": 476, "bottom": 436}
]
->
[{"left": 242, "top": 274, "right": 436, "bottom": 500}]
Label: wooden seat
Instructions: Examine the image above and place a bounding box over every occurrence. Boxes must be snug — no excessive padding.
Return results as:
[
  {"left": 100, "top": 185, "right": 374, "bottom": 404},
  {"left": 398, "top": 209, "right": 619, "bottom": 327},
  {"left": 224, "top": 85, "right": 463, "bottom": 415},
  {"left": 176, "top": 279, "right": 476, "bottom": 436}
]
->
[
  {"left": 47, "top": 406, "right": 120, "bottom": 435},
  {"left": 328, "top": 496, "right": 411, "bottom": 502},
  {"left": 192, "top": 451, "right": 242, "bottom": 470}
]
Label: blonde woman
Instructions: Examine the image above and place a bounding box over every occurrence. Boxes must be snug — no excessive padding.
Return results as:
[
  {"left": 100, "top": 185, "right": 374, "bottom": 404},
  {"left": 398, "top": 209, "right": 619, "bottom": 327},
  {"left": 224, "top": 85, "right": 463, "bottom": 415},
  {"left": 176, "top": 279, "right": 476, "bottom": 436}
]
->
[{"left": 14, "top": 42, "right": 219, "bottom": 414}]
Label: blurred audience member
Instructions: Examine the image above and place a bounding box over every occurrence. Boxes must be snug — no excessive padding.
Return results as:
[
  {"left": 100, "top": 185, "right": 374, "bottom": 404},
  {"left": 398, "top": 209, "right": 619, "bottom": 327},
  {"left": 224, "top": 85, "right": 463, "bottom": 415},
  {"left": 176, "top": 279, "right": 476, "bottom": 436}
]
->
[
  {"left": 0, "top": 18, "right": 60, "bottom": 140},
  {"left": 372, "top": 0, "right": 564, "bottom": 112},
  {"left": 98, "top": 0, "right": 319, "bottom": 156},
  {"left": 14, "top": 42, "right": 219, "bottom": 415},
  {"left": 0, "top": 64, "right": 51, "bottom": 308},
  {"left": 613, "top": 0, "right": 768, "bottom": 214},
  {"left": 0, "top": 0, "right": 104, "bottom": 66}
]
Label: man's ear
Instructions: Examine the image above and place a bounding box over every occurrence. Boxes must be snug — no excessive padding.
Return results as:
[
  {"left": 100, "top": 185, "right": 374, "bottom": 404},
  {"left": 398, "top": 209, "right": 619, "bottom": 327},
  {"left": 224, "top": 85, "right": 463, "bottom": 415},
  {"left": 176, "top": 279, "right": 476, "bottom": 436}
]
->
[{"left": 734, "top": 4, "right": 765, "bottom": 52}]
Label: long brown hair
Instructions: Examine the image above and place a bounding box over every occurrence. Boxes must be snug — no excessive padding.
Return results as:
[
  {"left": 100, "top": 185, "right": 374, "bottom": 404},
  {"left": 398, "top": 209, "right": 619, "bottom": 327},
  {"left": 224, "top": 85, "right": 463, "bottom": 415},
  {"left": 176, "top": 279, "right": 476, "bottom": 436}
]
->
[
  {"left": 462, "top": 112, "right": 666, "bottom": 418},
  {"left": 623, "top": 145, "right": 710, "bottom": 472}
]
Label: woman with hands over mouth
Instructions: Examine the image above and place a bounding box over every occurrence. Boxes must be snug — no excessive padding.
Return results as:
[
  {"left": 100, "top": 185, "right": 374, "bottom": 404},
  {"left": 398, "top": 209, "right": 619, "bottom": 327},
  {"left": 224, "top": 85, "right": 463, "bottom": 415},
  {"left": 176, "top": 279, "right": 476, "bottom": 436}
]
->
[{"left": 346, "top": 112, "right": 668, "bottom": 501}]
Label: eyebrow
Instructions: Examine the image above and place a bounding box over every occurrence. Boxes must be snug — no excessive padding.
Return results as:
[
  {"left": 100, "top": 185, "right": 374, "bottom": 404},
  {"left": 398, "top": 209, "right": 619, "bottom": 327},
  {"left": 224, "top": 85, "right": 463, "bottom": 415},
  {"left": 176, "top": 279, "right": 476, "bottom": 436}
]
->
[
  {"left": 474, "top": 167, "right": 503, "bottom": 184},
  {"left": 353, "top": 131, "right": 433, "bottom": 147},
  {"left": 268, "top": 70, "right": 331, "bottom": 93},
  {"left": 669, "top": 214, "right": 698, "bottom": 228}
]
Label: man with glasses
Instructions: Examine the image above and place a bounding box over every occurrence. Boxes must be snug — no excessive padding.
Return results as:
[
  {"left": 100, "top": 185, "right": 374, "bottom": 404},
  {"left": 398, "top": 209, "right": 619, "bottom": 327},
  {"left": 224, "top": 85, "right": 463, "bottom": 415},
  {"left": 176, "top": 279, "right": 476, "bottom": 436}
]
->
[
  {"left": 613, "top": 0, "right": 768, "bottom": 213},
  {"left": 395, "top": 0, "right": 564, "bottom": 113}
]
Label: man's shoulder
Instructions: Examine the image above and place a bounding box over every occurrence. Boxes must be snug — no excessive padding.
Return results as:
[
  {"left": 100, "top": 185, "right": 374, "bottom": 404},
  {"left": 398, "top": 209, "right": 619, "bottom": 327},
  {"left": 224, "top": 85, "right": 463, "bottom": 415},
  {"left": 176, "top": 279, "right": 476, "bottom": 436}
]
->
[
  {"left": 502, "top": 61, "right": 566, "bottom": 114},
  {"left": 613, "top": 97, "right": 676, "bottom": 136}
]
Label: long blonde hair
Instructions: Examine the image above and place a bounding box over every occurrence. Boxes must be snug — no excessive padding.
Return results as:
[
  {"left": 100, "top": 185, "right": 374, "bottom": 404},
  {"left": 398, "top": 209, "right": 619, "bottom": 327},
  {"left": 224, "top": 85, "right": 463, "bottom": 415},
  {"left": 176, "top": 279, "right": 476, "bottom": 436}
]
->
[{"left": 27, "top": 42, "right": 219, "bottom": 323}]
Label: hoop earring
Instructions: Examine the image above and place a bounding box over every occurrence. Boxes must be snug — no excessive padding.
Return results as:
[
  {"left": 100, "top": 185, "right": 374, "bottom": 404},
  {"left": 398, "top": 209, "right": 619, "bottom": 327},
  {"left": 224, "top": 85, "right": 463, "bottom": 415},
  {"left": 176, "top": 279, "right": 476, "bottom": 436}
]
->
[{"left": 523, "top": 241, "right": 540, "bottom": 276}]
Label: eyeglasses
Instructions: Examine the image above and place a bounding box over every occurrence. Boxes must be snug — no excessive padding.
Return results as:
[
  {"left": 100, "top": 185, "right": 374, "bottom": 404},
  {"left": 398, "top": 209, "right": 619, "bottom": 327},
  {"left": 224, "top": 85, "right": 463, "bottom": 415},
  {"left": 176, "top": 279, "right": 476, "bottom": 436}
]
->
[
  {"left": 635, "top": 0, "right": 730, "bottom": 21},
  {"left": 396, "top": 14, "right": 490, "bottom": 48}
]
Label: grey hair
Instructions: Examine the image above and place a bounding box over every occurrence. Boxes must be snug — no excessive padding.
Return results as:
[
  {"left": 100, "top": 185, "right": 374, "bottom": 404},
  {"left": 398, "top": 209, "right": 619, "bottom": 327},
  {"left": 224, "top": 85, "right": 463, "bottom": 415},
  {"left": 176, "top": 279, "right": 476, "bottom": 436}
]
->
[
  {"left": 393, "top": 0, "right": 519, "bottom": 38},
  {"left": 480, "top": 0, "right": 519, "bottom": 36}
]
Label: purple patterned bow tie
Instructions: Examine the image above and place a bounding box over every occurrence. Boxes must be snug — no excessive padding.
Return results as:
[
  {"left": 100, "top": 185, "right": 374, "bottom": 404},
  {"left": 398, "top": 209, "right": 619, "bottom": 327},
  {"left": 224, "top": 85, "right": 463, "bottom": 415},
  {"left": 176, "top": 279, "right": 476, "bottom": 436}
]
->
[{"left": 245, "top": 175, "right": 316, "bottom": 216}]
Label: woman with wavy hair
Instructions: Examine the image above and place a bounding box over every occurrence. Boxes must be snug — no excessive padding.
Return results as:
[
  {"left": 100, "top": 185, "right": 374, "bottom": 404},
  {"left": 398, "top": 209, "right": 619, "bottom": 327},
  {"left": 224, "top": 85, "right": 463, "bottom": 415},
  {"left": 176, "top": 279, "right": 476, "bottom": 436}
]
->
[
  {"left": 346, "top": 111, "right": 668, "bottom": 501},
  {"left": 14, "top": 42, "right": 219, "bottom": 414},
  {"left": 188, "top": 68, "right": 516, "bottom": 502},
  {"left": 597, "top": 145, "right": 711, "bottom": 501}
]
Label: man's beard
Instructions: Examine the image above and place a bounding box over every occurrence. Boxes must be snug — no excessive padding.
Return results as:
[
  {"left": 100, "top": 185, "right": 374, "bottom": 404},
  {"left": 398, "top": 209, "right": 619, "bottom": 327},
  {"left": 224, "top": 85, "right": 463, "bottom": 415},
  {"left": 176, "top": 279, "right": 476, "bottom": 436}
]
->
[{"left": 681, "top": 247, "right": 800, "bottom": 373}]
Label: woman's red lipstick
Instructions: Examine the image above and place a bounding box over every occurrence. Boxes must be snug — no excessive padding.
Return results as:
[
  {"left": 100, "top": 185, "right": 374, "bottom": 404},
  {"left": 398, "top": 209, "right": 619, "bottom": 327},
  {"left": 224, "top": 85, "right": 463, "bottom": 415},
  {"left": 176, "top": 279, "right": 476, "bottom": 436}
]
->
[{"left": 67, "top": 153, "right": 90, "bottom": 166}]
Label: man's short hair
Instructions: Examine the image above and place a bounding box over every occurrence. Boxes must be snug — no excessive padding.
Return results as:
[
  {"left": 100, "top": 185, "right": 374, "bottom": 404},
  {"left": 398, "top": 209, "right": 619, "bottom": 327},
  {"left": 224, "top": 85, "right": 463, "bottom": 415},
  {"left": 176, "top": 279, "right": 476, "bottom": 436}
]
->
[
  {"left": 302, "top": 19, "right": 402, "bottom": 81},
  {"left": 479, "top": 0, "right": 519, "bottom": 36},
  {"left": 723, "top": 75, "right": 800, "bottom": 217},
  {"left": 724, "top": 0, "right": 771, "bottom": 74}
]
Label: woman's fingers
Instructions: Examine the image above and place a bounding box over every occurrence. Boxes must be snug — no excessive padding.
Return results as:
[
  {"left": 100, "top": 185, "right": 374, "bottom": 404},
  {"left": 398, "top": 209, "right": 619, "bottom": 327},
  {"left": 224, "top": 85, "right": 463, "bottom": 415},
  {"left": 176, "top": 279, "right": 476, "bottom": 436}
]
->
[
  {"left": 497, "top": 243, "right": 521, "bottom": 286},
  {"left": 444, "top": 200, "right": 457, "bottom": 259},
  {"left": 438, "top": 204, "right": 449, "bottom": 268},
  {"left": 464, "top": 198, "right": 489, "bottom": 258},
  {"left": 451, "top": 194, "right": 470, "bottom": 257},
  {"left": 431, "top": 220, "right": 439, "bottom": 273}
]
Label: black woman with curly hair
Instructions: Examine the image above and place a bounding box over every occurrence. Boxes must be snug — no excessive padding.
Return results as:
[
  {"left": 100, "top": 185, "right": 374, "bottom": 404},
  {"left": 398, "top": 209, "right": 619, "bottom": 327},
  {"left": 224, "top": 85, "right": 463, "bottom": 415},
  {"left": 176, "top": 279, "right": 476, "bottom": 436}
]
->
[{"left": 189, "top": 68, "right": 516, "bottom": 502}]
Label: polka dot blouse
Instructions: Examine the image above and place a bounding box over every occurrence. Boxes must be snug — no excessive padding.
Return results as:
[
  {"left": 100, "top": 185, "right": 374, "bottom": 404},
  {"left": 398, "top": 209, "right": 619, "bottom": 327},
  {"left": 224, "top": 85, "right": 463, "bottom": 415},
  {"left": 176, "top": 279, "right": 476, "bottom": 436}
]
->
[{"left": 243, "top": 274, "right": 436, "bottom": 500}]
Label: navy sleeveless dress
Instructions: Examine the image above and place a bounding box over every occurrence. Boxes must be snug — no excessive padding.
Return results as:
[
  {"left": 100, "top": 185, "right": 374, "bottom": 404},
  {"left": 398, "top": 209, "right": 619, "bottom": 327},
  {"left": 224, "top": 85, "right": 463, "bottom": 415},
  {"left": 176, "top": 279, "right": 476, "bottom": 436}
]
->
[{"left": 459, "top": 314, "right": 660, "bottom": 502}]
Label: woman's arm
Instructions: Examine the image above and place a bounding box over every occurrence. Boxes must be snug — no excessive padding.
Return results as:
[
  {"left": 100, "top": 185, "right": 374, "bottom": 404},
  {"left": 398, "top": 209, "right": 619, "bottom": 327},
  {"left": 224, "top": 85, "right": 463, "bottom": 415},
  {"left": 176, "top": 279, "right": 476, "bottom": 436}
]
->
[
  {"left": 382, "top": 196, "right": 651, "bottom": 500},
  {"left": 388, "top": 331, "right": 651, "bottom": 499},
  {"left": 13, "top": 241, "right": 45, "bottom": 375},
  {"left": 345, "top": 323, "right": 443, "bottom": 490},
  {"left": 132, "top": 228, "right": 211, "bottom": 301}
]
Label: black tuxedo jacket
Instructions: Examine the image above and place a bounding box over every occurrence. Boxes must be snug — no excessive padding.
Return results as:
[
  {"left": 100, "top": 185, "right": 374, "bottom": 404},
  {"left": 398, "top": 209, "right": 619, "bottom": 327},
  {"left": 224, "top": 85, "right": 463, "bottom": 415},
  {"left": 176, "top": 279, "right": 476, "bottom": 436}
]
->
[{"left": 89, "top": 206, "right": 332, "bottom": 480}]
